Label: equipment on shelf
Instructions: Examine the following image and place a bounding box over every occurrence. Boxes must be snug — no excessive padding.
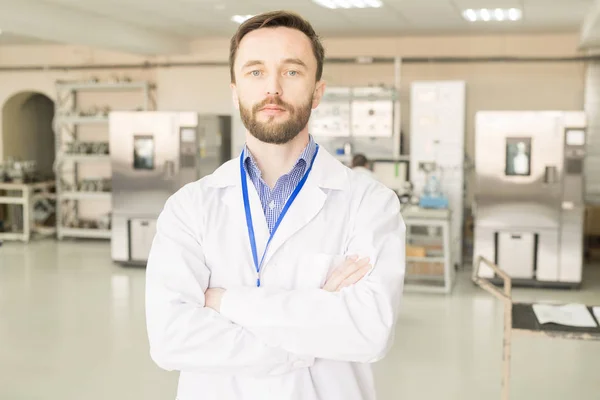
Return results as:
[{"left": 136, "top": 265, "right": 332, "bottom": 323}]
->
[
  {"left": 0, "top": 159, "right": 48, "bottom": 183},
  {"left": 109, "top": 112, "right": 232, "bottom": 266},
  {"left": 63, "top": 215, "right": 112, "bottom": 230},
  {"left": 417, "top": 161, "right": 449, "bottom": 209},
  {"left": 474, "top": 111, "right": 587, "bottom": 288},
  {"left": 64, "top": 141, "right": 110, "bottom": 155}
]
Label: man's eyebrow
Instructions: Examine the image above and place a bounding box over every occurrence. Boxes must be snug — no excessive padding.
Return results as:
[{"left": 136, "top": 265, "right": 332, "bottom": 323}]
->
[
  {"left": 283, "top": 58, "right": 308, "bottom": 68},
  {"left": 242, "top": 60, "right": 264, "bottom": 69}
]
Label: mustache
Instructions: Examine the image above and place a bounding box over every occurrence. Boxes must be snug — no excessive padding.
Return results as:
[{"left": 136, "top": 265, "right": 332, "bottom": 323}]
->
[{"left": 252, "top": 97, "right": 293, "bottom": 113}]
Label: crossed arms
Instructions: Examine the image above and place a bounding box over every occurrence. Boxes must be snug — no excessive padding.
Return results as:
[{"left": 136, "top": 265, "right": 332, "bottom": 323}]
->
[{"left": 145, "top": 184, "right": 406, "bottom": 376}]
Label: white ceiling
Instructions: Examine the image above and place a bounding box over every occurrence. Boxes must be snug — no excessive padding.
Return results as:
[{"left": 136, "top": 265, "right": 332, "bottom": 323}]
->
[{"left": 0, "top": 0, "right": 595, "bottom": 54}]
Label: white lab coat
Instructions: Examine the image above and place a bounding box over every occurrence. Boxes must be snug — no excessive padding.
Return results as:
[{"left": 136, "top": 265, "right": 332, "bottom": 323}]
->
[{"left": 145, "top": 147, "right": 406, "bottom": 400}]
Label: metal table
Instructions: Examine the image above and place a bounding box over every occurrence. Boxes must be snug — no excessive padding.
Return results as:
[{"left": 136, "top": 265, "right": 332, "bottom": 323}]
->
[
  {"left": 472, "top": 256, "right": 600, "bottom": 400},
  {"left": 0, "top": 181, "right": 56, "bottom": 242}
]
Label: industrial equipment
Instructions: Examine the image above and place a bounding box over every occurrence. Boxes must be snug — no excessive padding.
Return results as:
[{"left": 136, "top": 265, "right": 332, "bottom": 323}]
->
[
  {"left": 109, "top": 111, "right": 231, "bottom": 266},
  {"left": 474, "top": 111, "right": 587, "bottom": 287},
  {"left": 410, "top": 81, "right": 466, "bottom": 268},
  {"left": 307, "top": 85, "right": 400, "bottom": 164},
  {"left": 417, "top": 161, "right": 449, "bottom": 209}
]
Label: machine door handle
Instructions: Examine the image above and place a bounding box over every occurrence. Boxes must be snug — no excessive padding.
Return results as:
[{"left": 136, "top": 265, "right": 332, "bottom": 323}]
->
[
  {"left": 544, "top": 166, "right": 558, "bottom": 184},
  {"left": 163, "top": 160, "right": 175, "bottom": 179}
]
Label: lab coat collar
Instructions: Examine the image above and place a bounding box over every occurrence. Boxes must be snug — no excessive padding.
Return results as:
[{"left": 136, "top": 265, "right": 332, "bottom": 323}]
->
[{"left": 206, "top": 145, "right": 348, "bottom": 191}]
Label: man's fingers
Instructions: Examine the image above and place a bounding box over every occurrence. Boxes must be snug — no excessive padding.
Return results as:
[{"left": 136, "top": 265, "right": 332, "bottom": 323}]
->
[
  {"left": 336, "top": 264, "right": 372, "bottom": 291},
  {"left": 322, "top": 255, "right": 358, "bottom": 291},
  {"left": 323, "top": 256, "right": 370, "bottom": 292}
]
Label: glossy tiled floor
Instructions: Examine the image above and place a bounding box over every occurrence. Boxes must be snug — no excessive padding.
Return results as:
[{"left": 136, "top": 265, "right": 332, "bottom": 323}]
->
[{"left": 1, "top": 239, "right": 599, "bottom": 399}]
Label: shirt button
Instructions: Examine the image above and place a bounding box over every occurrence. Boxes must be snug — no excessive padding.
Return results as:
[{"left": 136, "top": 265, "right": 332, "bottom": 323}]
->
[{"left": 269, "top": 200, "right": 276, "bottom": 210}]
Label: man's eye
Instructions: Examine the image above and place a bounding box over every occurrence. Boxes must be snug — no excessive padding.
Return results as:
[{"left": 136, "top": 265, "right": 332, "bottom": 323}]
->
[
  {"left": 251, "top": 70, "right": 261, "bottom": 77},
  {"left": 287, "top": 71, "right": 298, "bottom": 76}
]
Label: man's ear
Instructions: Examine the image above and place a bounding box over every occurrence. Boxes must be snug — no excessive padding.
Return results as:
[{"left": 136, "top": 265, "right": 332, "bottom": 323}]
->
[
  {"left": 230, "top": 82, "right": 240, "bottom": 110},
  {"left": 311, "top": 80, "right": 327, "bottom": 109}
]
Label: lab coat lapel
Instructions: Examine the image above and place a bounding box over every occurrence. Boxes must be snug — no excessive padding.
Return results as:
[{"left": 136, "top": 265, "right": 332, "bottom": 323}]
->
[
  {"left": 215, "top": 147, "right": 346, "bottom": 270},
  {"left": 261, "top": 178, "right": 327, "bottom": 267},
  {"left": 221, "top": 171, "right": 270, "bottom": 261}
]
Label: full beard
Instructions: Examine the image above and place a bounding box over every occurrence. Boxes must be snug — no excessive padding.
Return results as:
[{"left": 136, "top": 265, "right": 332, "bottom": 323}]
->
[{"left": 239, "top": 95, "right": 313, "bottom": 145}]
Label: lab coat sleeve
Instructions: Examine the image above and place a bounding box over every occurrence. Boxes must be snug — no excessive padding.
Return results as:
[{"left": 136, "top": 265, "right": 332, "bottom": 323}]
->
[
  {"left": 145, "top": 185, "right": 314, "bottom": 375},
  {"left": 220, "top": 183, "right": 406, "bottom": 363}
]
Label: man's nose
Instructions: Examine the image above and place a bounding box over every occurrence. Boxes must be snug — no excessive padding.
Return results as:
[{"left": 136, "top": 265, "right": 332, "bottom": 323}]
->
[{"left": 265, "top": 75, "right": 282, "bottom": 96}]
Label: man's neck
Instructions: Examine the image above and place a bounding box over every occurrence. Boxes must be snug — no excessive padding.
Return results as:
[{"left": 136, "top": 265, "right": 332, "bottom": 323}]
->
[{"left": 245, "top": 131, "right": 310, "bottom": 188}]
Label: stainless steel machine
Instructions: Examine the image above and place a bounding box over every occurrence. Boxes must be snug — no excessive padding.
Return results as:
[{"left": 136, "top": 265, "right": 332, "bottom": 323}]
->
[
  {"left": 474, "top": 111, "right": 587, "bottom": 287},
  {"left": 109, "top": 111, "right": 231, "bottom": 265}
]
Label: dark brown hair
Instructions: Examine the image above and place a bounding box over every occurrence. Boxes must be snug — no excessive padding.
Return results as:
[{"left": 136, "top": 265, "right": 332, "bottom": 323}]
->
[
  {"left": 352, "top": 154, "right": 369, "bottom": 168},
  {"left": 229, "top": 10, "right": 325, "bottom": 83}
]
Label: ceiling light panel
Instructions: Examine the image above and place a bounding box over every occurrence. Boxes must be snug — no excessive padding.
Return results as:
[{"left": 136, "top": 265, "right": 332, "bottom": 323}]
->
[
  {"left": 462, "top": 8, "right": 522, "bottom": 22},
  {"left": 312, "top": 0, "right": 383, "bottom": 9},
  {"left": 231, "top": 15, "right": 254, "bottom": 24}
]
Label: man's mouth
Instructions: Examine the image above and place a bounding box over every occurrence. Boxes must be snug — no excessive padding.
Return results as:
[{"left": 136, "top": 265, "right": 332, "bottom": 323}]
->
[{"left": 260, "top": 105, "right": 286, "bottom": 111}]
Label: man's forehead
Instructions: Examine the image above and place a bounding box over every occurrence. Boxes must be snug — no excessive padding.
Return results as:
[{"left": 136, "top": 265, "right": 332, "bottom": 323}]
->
[{"left": 236, "top": 27, "right": 315, "bottom": 65}]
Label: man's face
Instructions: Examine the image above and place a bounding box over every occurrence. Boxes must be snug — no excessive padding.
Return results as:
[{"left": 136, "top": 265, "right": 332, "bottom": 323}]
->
[{"left": 231, "top": 26, "right": 326, "bottom": 144}]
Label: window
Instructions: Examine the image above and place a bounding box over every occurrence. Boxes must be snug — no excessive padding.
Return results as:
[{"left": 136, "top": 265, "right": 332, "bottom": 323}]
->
[
  {"left": 133, "top": 135, "right": 155, "bottom": 170},
  {"left": 505, "top": 137, "right": 531, "bottom": 176}
]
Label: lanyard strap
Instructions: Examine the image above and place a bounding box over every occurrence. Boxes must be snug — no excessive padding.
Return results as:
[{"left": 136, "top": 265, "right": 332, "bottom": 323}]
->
[{"left": 240, "top": 144, "right": 320, "bottom": 287}]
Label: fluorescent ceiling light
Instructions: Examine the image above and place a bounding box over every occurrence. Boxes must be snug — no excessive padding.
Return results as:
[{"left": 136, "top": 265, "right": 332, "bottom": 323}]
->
[
  {"left": 464, "top": 9, "right": 477, "bottom": 22},
  {"left": 508, "top": 8, "right": 522, "bottom": 21},
  {"left": 462, "top": 8, "right": 522, "bottom": 22},
  {"left": 480, "top": 9, "right": 490, "bottom": 21},
  {"left": 231, "top": 15, "right": 254, "bottom": 24},
  {"left": 494, "top": 8, "right": 504, "bottom": 21},
  {"left": 312, "top": 0, "right": 382, "bottom": 9}
]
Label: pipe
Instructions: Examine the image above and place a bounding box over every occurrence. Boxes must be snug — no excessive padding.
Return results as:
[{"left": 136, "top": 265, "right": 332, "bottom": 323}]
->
[{"left": 0, "top": 54, "right": 596, "bottom": 72}]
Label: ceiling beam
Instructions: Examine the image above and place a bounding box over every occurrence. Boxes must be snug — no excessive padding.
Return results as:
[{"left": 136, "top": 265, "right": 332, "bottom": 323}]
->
[{"left": 0, "top": 0, "right": 190, "bottom": 55}]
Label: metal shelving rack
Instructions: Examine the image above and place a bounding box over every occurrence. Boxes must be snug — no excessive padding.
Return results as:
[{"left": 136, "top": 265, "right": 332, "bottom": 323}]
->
[
  {"left": 53, "top": 80, "right": 155, "bottom": 240},
  {"left": 402, "top": 205, "right": 454, "bottom": 294}
]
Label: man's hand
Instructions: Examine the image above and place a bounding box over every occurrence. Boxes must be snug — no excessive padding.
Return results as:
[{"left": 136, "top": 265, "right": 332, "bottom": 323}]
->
[
  {"left": 205, "top": 288, "right": 226, "bottom": 312},
  {"left": 322, "top": 256, "right": 372, "bottom": 292}
]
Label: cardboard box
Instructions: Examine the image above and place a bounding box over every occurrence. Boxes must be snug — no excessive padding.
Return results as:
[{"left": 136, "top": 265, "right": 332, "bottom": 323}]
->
[{"left": 406, "top": 245, "right": 426, "bottom": 258}]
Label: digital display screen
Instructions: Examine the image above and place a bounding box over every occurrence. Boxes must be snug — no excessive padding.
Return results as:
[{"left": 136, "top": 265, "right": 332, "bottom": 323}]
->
[
  {"left": 566, "top": 129, "right": 585, "bottom": 146},
  {"left": 505, "top": 137, "right": 532, "bottom": 177},
  {"left": 133, "top": 135, "right": 155, "bottom": 170},
  {"left": 180, "top": 128, "right": 196, "bottom": 143}
]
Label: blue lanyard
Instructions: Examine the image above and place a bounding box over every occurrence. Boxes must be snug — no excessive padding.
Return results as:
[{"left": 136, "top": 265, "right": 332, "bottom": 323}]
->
[{"left": 240, "top": 144, "right": 320, "bottom": 287}]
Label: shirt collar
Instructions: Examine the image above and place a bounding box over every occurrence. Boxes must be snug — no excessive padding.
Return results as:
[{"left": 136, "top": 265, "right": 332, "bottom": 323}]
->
[{"left": 243, "top": 135, "right": 317, "bottom": 178}]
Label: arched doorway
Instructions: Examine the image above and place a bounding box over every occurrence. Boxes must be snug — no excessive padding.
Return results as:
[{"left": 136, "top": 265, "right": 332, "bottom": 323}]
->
[{"left": 2, "top": 91, "right": 56, "bottom": 179}]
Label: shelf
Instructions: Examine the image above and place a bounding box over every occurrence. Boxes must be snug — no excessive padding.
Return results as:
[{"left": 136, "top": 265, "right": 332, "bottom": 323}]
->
[
  {"left": 0, "top": 232, "right": 28, "bottom": 241},
  {"left": 55, "top": 81, "right": 152, "bottom": 92},
  {"left": 32, "top": 193, "right": 57, "bottom": 201},
  {"left": 55, "top": 115, "right": 109, "bottom": 124},
  {"left": 60, "top": 154, "right": 110, "bottom": 162},
  {"left": 407, "top": 256, "right": 445, "bottom": 263},
  {"left": 59, "top": 227, "right": 111, "bottom": 239},
  {"left": 405, "top": 274, "right": 445, "bottom": 281},
  {"left": 61, "top": 191, "right": 111, "bottom": 200},
  {"left": 0, "top": 196, "right": 25, "bottom": 205},
  {"left": 33, "top": 226, "right": 57, "bottom": 235}
]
